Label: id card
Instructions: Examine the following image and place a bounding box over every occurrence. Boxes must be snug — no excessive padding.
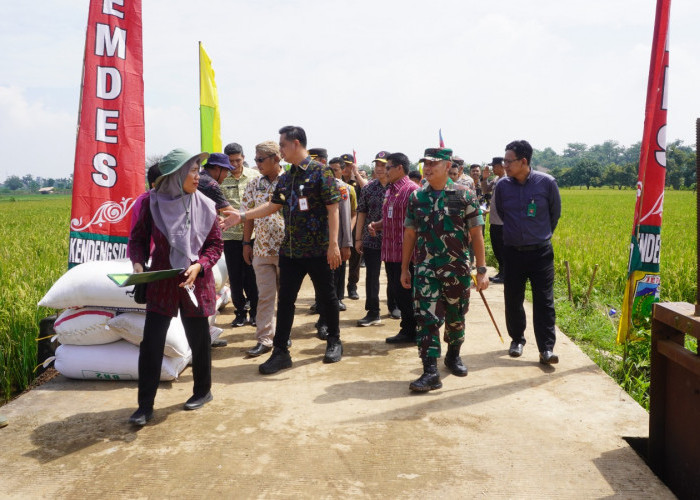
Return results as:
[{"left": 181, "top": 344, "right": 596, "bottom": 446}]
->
[
  {"left": 527, "top": 201, "right": 537, "bottom": 217},
  {"left": 299, "top": 197, "right": 309, "bottom": 211},
  {"left": 387, "top": 205, "right": 394, "bottom": 218}
]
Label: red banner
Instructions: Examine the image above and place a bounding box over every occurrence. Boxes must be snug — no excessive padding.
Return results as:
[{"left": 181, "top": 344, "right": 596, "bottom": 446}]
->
[
  {"left": 617, "top": 0, "right": 670, "bottom": 342},
  {"left": 69, "top": 0, "right": 145, "bottom": 267}
]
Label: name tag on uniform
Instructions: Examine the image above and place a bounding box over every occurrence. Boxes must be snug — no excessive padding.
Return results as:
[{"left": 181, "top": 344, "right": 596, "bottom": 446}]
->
[
  {"left": 299, "top": 197, "right": 309, "bottom": 211},
  {"left": 387, "top": 205, "right": 394, "bottom": 218},
  {"left": 527, "top": 200, "right": 537, "bottom": 217}
]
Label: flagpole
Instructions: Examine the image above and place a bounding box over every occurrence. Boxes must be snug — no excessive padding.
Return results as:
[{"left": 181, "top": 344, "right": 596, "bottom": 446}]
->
[{"left": 198, "top": 41, "right": 202, "bottom": 152}]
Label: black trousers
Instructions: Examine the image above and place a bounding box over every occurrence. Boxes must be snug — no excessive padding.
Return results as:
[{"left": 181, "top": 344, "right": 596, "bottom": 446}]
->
[
  {"left": 224, "top": 239, "right": 258, "bottom": 317},
  {"left": 490, "top": 224, "right": 505, "bottom": 275},
  {"left": 384, "top": 261, "right": 416, "bottom": 336},
  {"left": 363, "top": 248, "right": 381, "bottom": 316},
  {"left": 334, "top": 261, "right": 347, "bottom": 300},
  {"left": 347, "top": 246, "right": 361, "bottom": 293},
  {"left": 138, "top": 311, "right": 211, "bottom": 411},
  {"left": 275, "top": 255, "right": 339, "bottom": 350},
  {"left": 503, "top": 244, "right": 556, "bottom": 352}
]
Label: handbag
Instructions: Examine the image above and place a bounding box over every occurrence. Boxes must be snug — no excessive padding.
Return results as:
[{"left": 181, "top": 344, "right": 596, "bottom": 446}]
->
[{"left": 130, "top": 265, "right": 149, "bottom": 304}]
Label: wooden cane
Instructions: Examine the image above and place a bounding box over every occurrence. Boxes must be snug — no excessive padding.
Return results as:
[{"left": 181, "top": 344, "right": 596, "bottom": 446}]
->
[{"left": 472, "top": 273, "right": 504, "bottom": 343}]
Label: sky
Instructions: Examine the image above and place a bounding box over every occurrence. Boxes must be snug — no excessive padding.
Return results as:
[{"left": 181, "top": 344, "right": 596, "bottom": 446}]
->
[{"left": 1, "top": 0, "right": 699, "bottom": 180}]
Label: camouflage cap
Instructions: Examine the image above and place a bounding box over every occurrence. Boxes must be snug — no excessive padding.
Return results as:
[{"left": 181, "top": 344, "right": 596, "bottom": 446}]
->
[{"left": 420, "top": 148, "right": 453, "bottom": 163}]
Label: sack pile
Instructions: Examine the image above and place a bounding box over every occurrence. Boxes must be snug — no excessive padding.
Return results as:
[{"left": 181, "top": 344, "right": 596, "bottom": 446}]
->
[{"left": 39, "top": 259, "right": 230, "bottom": 381}]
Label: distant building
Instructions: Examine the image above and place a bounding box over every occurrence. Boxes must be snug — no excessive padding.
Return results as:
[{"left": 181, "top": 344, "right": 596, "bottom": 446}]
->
[{"left": 38, "top": 187, "right": 55, "bottom": 195}]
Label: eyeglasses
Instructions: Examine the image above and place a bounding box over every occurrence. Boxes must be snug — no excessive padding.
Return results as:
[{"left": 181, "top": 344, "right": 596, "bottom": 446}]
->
[
  {"left": 503, "top": 158, "right": 521, "bottom": 165},
  {"left": 254, "top": 154, "right": 274, "bottom": 163}
]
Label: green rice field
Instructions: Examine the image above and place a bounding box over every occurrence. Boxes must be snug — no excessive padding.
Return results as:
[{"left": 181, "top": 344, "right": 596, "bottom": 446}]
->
[{"left": 0, "top": 190, "right": 696, "bottom": 404}]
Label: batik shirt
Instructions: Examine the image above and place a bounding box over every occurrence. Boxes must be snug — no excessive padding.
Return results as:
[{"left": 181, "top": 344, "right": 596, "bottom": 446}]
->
[
  {"left": 382, "top": 175, "right": 418, "bottom": 263},
  {"left": 356, "top": 178, "right": 387, "bottom": 251},
  {"left": 404, "top": 178, "right": 484, "bottom": 279},
  {"left": 270, "top": 157, "right": 341, "bottom": 259},
  {"left": 242, "top": 174, "right": 285, "bottom": 257},
  {"left": 221, "top": 166, "right": 260, "bottom": 241}
]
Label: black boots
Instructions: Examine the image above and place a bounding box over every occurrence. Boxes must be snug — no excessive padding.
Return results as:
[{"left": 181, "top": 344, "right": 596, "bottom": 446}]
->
[
  {"left": 444, "top": 344, "right": 468, "bottom": 377},
  {"left": 409, "top": 356, "right": 442, "bottom": 392},
  {"left": 259, "top": 347, "right": 292, "bottom": 375}
]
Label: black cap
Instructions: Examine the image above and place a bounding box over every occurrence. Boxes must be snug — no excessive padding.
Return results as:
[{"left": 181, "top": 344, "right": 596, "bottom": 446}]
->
[
  {"left": 340, "top": 153, "right": 354, "bottom": 164},
  {"left": 308, "top": 148, "right": 328, "bottom": 159},
  {"left": 491, "top": 156, "right": 504, "bottom": 166},
  {"left": 372, "top": 151, "right": 390, "bottom": 163}
]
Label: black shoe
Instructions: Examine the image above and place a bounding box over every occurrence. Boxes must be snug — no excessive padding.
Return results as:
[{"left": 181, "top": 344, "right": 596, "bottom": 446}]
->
[
  {"left": 259, "top": 347, "right": 292, "bottom": 374},
  {"left": 316, "top": 325, "right": 329, "bottom": 340},
  {"left": 508, "top": 341, "right": 524, "bottom": 357},
  {"left": 539, "top": 351, "right": 559, "bottom": 365},
  {"left": 128, "top": 408, "right": 153, "bottom": 426},
  {"left": 390, "top": 308, "right": 402, "bottom": 320},
  {"left": 348, "top": 289, "right": 360, "bottom": 300},
  {"left": 309, "top": 302, "right": 317, "bottom": 313},
  {"left": 248, "top": 316, "right": 256, "bottom": 327},
  {"left": 490, "top": 275, "right": 504, "bottom": 284},
  {"left": 357, "top": 314, "right": 382, "bottom": 327},
  {"left": 386, "top": 332, "right": 415, "bottom": 344},
  {"left": 444, "top": 344, "right": 468, "bottom": 377},
  {"left": 337, "top": 300, "right": 347, "bottom": 312},
  {"left": 246, "top": 342, "right": 271, "bottom": 357},
  {"left": 323, "top": 338, "right": 343, "bottom": 363},
  {"left": 211, "top": 338, "right": 228, "bottom": 347},
  {"left": 184, "top": 392, "right": 213, "bottom": 411},
  {"left": 231, "top": 313, "right": 246, "bottom": 327},
  {"left": 409, "top": 357, "right": 442, "bottom": 392}
]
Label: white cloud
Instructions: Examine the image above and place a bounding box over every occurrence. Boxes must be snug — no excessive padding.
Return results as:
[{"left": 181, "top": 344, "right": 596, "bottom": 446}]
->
[
  {"left": 0, "top": 86, "right": 75, "bottom": 179},
  {"left": 1, "top": 0, "right": 699, "bottom": 179}
]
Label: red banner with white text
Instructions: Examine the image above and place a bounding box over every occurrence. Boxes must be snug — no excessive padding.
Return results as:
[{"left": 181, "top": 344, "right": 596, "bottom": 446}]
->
[
  {"left": 617, "top": 0, "right": 670, "bottom": 342},
  {"left": 69, "top": 0, "right": 145, "bottom": 267}
]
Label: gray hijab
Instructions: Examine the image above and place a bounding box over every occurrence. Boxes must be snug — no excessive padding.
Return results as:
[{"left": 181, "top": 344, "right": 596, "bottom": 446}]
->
[{"left": 150, "top": 154, "right": 217, "bottom": 270}]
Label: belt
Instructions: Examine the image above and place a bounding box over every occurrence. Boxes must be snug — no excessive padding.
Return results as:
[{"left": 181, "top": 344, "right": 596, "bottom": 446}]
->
[{"left": 511, "top": 240, "right": 551, "bottom": 252}]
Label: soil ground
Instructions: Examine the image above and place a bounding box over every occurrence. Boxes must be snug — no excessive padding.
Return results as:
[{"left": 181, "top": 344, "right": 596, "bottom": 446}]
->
[{"left": 0, "top": 267, "right": 672, "bottom": 498}]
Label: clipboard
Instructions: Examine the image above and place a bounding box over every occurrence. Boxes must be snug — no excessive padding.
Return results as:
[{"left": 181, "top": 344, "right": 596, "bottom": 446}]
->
[{"left": 108, "top": 268, "right": 185, "bottom": 287}]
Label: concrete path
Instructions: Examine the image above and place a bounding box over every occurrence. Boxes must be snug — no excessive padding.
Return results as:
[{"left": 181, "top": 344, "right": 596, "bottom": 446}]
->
[{"left": 0, "top": 267, "right": 672, "bottom": 498}]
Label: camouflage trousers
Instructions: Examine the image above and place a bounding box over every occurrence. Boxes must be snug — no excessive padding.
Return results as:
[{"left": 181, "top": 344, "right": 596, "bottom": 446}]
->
[{"left": 414, "top": 274, "right": 471, "bottom": 358}]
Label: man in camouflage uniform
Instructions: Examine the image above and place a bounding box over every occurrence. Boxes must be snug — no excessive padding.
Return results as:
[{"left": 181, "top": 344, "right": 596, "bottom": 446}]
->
[{"left": 401, "top": 147, "right": 489, "bottom": 392}]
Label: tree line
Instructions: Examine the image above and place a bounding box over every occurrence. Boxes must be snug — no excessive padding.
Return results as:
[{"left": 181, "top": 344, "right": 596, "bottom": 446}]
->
[
  {"left": 533, "top": 139, "right": 697, "bottom": 190},
  {"left": 2, "top": 139, "right": 697, "bottom": 193},
  {"left": 1, "top": 174, "right": 73, "bottom": 193}
]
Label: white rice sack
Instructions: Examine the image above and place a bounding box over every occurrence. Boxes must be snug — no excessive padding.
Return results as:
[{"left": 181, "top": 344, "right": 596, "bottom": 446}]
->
[
  {"left": 209, "top": 325, "right": 223, "bottom": 342},
  {"left": 213, "top": 257, "right": 228, "bottom": 290},
  {"left": 217, "top": 285, "right": 231, "bottom": 311},
  {"left": 54, "top": 308, "right": 122, "bottom": 345},
  {"left": 107, "top": 312, "right": 192, "bottom": 358},
  {"left": 54, "top": 341, "right": 190, "bottom": 381},
  {"left": 38, "top": 259, "right": 146, "bottom": 310}
]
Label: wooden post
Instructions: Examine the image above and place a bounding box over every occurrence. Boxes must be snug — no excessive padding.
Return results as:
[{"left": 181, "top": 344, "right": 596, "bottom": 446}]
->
[
  {"left": 565, "top": 260, "right": 572, "bottom": 302},
  {"left": 584, "top": 264, "right": 598, "bottom": 305}
]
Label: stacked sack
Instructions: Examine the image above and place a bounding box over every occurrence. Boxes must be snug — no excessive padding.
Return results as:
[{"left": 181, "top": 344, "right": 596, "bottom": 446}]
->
[{"left": 39, "top": 258, "right": 230, "bottom": 381}]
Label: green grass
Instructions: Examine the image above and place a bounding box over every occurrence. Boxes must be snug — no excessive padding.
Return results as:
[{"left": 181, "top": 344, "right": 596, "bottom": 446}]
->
[
  {"left": 0, "top": 195, "right": 70, "bottom": 400},
  {"left": 0, "top": 190, "right": 696, "bottom": 408},
  {"left": 486, "top": 189, "right": 697, "bottom": 410}
]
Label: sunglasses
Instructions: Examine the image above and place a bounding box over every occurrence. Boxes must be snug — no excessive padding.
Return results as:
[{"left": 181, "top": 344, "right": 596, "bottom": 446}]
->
[{"left": 254, "top": 154, "right": 275, "bottom": 163}]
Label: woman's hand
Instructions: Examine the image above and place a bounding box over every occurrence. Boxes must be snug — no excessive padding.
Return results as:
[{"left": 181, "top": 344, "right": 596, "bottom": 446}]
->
[
  {"left": 133, "top": 263, "right": 144, "bottom": 274},
  {"left": 180, "top": 263, "right": 202, "bottom": 288}
]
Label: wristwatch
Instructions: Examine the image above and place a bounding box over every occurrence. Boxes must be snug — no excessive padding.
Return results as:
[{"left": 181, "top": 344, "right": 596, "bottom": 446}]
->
[
  {"left": 476, "top": 266, "right": 487, "bottom": 275},
  {"left": 242, "top": 241, "right": 253, "bottom": 246}
]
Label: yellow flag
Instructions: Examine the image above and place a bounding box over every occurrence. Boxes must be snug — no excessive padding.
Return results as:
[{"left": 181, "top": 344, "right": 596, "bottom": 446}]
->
[{"left": 199, "top": 42, "right": 222, "bottom": 153}]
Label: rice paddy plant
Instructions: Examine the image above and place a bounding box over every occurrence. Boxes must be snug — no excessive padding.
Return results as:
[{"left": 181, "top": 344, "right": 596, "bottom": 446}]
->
[
  {"left": 0, "top": 195, "right": 70, "bottom": 400},
  {"left": 551, "top": 189, "right": 696, "bottom": 409}
]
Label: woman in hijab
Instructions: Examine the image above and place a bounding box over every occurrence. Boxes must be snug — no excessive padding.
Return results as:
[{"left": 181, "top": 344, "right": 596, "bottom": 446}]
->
[{"left": 127, "top": 149, "right": 224, "bottom": 426}]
